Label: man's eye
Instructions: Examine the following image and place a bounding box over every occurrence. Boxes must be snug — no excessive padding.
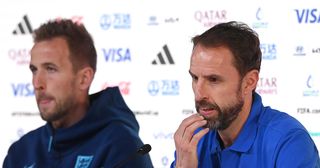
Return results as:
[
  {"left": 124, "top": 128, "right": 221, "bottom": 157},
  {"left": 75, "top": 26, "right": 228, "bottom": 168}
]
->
[
  {"left": 47, "top": 67, "right": 56, "bottom": 72},
  {"left": 191, "top": 75, "right": 198, "bottom": 81},
  {"left": 209, "top": 77, "right": 218, "bottom": 82},
  {"left": 30, "top": 67, "right": 37, "bottom": 74}
]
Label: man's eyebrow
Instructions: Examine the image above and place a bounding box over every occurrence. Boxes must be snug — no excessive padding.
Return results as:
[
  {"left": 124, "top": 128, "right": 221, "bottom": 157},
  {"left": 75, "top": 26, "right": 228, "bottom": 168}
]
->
[
  {"left": 203, "top": 74, "right": 220, "bottom": 79},
  {"left": 41, "top": 62, "right": 57, "bottom": 67},
  {"left": 29, "top": 62, "right": 58, "bottom": 70}
]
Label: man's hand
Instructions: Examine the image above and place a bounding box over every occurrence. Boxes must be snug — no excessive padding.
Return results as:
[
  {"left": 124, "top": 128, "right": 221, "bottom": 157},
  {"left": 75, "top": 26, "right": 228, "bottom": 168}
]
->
[{"left": 173, "top": 114, "right": 209, "bottom": 168}]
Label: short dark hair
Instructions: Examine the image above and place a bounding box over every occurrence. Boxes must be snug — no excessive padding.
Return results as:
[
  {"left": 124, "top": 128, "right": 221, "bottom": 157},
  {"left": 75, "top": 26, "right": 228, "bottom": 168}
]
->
[
  {"left": 33, "top": 19, "right": 97, "bottom": 73},
  {"left": 192, "top": 21, "right": 261, "bottom": 77}
]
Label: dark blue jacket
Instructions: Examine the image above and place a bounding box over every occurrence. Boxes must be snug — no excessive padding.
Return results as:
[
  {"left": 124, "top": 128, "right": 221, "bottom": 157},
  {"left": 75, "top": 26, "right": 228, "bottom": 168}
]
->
[{"left": 3, "top": 87, "right": 153, "bottom": 168}]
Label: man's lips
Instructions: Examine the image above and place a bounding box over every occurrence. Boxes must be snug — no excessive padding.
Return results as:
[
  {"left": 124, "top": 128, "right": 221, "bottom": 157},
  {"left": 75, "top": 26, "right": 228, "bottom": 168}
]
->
[
  {"left": 37, "top": 96, "right": 53, "bottom": 106},
  {"left": 199, "top": 108, "right": 216, "bottom": 117},
  {"left": 38, "top": 98, "right": 51, "bottom": 104}
]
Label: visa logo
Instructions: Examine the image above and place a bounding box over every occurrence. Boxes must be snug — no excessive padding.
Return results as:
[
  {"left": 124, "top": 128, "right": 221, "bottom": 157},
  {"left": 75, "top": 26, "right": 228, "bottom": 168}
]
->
[
  {"left": 102, "top": 48, "right": 131, "bottom": 62},
  {"left": 295, "top": 9, "right": 320, "bottom": 23},
  {"left": 11, "top": 83, "right": 34, "bottom": 97}
]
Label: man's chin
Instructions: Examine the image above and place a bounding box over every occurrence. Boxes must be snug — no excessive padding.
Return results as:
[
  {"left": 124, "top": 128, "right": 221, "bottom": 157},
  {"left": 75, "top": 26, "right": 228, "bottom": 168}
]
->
[
  {"left": 39, "top": 110, "right": 53, "bottom": 121},
  {"left": 202, "top": 119, "right": 218, "bottom": 130}
]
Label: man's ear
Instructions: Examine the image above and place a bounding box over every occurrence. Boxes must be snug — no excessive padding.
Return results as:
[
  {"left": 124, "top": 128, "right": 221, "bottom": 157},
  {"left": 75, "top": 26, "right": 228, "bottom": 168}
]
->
[
  {"left": 78, "top": 67, "right": 94, "bottom": 90},
  {"left": 242, "top": 70, "right": 259, "bottom": 95}
]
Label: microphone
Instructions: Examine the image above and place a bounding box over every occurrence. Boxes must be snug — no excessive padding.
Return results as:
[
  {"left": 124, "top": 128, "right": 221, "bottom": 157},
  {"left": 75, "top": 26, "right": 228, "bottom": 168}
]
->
[
  {"left": 113, "top": 144, "right": 152, "bottom": 168},
  {"left": 137, "top": 144, "right": 151, "bottom": 155}
]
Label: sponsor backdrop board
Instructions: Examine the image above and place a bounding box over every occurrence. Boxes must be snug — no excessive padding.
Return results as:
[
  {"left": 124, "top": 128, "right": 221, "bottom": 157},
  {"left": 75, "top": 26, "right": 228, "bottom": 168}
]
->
[{"left": 0, "top": 0, "right": 320, "bottom": 167}]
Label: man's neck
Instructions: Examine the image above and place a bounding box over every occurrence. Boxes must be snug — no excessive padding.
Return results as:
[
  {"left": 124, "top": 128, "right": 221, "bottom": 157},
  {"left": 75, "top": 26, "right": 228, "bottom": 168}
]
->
[
  {"left": 52, "top": 97, "right": 90, "bottom": 129},
  {"left": 218, "top": 96, "right": 253, "bottom": 148}
]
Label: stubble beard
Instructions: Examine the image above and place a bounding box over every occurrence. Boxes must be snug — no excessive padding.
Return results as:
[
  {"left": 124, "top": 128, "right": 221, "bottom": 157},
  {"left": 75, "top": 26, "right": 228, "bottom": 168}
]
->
[
  {"left": 37, "top": 87, "right": 76, "bottom": 123},
  {"left": 196, "top": 89, "right": 244, "bottom": 131},
  {"left": 38, "top": 96, "right": 74, "bottom": 123}
]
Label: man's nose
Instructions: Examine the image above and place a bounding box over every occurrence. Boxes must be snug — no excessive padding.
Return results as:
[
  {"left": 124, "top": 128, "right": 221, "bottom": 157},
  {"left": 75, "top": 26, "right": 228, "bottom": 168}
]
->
[
  {"left": 33, "top": 72, "right": 45, "bottom": 91},
  {"left": 194, "top": 80, "right": 209, "bottom": 101}
]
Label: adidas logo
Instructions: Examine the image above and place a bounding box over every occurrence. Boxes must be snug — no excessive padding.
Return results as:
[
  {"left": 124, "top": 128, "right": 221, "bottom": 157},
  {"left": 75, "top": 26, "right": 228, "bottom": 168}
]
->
[
  {"left": 12, "top": 15, "right": 33, "bottom": 35},
  {"left": 152, "top": 44, "right": 175, "bottom": 65}
]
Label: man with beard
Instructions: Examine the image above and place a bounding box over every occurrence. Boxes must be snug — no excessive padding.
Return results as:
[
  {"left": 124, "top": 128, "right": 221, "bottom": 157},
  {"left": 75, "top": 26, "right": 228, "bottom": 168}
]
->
[
  {"left": 3, "top": 19, "right": 153, "bottom": 168},
  {"left": 171, "top": 21, "right": 320, "bottom": 168}
]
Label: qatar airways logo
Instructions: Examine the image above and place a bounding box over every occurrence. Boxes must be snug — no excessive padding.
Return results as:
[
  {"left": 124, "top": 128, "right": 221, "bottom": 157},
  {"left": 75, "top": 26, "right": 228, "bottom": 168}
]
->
[
  {"left": 256, "top": 77, "right": 277, "bottom": 95},
  {"left": 8, "top": 48, "right": 31, "bottom": 65},
  {"left": 194, "top": 10, "right": 227, "bottom": 28},
  {"left": 102, "top": 81, "right": 131, "bottom": 95}
]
